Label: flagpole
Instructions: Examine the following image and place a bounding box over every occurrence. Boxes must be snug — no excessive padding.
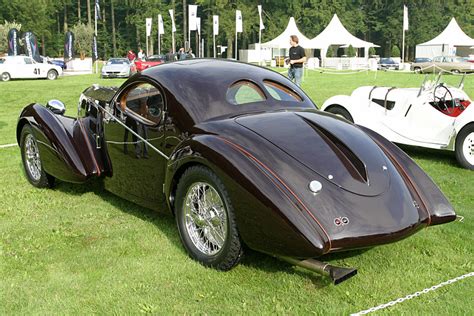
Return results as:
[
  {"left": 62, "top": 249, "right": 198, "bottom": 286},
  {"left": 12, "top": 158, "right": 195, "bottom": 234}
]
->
[
  {"left": 158, "top": 32, "right": 161, "bottom": 55},
  {"left": 94, "top": 2, "right": 98, "bottom": 74},
  {"left": 402, "top": 29, "right": 405, "bottom": 64},
  {"left": 235, "top": 31, "right": 237, "bottom": 60},
  {"left": 213, "top": 34, "right": 216, "bottom": 58}
]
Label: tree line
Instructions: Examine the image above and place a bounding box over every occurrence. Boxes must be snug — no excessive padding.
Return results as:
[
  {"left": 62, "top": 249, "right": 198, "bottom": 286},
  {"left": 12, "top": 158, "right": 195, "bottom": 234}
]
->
[{"left": 0, "top": 0, "right": 472, "bottom": 60}]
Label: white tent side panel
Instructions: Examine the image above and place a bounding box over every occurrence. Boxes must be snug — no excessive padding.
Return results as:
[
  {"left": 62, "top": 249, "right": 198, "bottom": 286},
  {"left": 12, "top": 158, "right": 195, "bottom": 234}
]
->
[{"left": 415, "top": 45, "right": 444, "bottom": 59}]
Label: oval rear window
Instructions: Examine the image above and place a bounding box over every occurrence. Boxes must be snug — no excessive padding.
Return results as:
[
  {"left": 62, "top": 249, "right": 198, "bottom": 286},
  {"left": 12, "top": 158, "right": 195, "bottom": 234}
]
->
[
  {"left": 226, "top": 80, "right": 266, "bottom": 105},
  {"left": 263, "top": 80, "right": 302, "bottom": 102}
]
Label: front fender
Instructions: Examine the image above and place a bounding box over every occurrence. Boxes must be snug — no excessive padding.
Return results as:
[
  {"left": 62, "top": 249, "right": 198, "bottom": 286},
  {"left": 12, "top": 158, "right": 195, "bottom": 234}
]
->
[
  {"left": 164, "top": 134, "right": 329, "bottom": 258},
  {"left": 17, "top": 103, "right": 103, "bottom": 183}
]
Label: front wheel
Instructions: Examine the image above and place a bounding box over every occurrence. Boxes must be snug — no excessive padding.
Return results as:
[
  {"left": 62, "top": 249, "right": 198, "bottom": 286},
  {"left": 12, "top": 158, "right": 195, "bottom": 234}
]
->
[
  {"left": 1, "top": 72, "right": 11, "bottom": 81},
  {"left": 326, "top": 106, "right": 354, "bottom": 123},
  {"left": 47, "top": 69, "right": 58, "bottom": 80},
  {"left": 175, "top": 166, "right": 243, "bottom": 270},
  {"left": 20, "top": 125, "right": 55, "bottom": 188},
  {"left": 455, "top": 125, "right": 474, "bottom": 170},
  {"left": 413, "top": 67, "right": 422, "bottom": 74}
]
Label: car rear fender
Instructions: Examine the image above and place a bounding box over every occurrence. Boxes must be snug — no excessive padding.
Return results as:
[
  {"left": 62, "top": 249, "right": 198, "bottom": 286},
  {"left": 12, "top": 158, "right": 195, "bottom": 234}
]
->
[
  {"left": 17, "top": 103, "right": 106, "bottom": 183},
  {"left": 165, "top": 134, "right": 329, "bottom": 258},
  {"left": 358, "top": 125, "right": 456, "bottom": 226}
]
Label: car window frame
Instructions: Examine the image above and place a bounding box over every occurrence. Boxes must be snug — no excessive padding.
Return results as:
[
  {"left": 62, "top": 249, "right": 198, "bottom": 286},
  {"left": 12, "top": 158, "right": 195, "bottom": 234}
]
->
[
  {"left": 226, "top": 79, "right": 267, "bottom": 106},
  {"left": 115, "top": 79, "right": 167, "bottom": 127}
]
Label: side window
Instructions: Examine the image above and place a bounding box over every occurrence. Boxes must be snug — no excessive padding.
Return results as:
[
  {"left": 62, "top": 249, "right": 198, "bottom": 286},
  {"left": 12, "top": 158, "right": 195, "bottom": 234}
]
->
[
  {"left": 121, "top": 83, "right": 164, "bottom": 124},
  {"left": 24, "top": 57, "right": 33, "bottom": 64},
  {"left": 433, "top": 57, "right": 443, "bottom": 62},
  {"left": 226, "top": 80, "right": 266, "bottom": 105},
  {"left": 263, "top": 80, "right": 303, "bottom": 102}
]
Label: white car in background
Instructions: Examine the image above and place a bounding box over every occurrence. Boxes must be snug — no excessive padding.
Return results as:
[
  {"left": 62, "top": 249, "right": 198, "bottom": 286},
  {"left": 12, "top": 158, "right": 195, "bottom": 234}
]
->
[
  {"left": 0, "top": 55, "right": 62, "bottom": 81},
  {"left": 321, "top": 74, "right": 474, "bottom": 169},
  {"left": 101, "top": 58, "right": 133, "bottom": 78}
]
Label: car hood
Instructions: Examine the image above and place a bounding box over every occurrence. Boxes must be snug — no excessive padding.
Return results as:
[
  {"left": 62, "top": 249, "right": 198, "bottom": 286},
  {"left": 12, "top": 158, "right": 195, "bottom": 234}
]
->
[
  {"left": 235, "top": 111, "right": 390, "bottom": 197},
  {"left": 103, "top": 64, "right": 129, "bottom": 72}
]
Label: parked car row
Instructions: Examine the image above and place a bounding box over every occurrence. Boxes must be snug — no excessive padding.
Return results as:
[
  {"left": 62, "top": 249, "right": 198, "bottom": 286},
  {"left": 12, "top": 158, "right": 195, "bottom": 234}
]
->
[{"left": 411, "top": 56, "right": 474, "bottom": 74}]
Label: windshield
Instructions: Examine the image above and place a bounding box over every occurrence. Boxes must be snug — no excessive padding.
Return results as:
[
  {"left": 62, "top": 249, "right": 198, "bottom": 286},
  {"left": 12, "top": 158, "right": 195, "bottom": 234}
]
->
[
  {"left": 0, "top": 58, "right": 4, "bottom": 64},
  {"left": 108, "top": 59, "right": 129, "bottom": 65}
]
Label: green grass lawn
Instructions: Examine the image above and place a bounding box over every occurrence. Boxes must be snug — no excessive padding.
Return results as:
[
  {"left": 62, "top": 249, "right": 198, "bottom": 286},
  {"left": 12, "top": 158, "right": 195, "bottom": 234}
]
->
[{"left": 0, "top": 70, "right": 473, "bottom": 314}]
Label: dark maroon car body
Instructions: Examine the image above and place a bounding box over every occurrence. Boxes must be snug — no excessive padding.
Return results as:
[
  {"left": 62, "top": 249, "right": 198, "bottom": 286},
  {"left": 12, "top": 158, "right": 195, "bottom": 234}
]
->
[{"left": 17, "top": 59, "right": 455, "bottom": 262}]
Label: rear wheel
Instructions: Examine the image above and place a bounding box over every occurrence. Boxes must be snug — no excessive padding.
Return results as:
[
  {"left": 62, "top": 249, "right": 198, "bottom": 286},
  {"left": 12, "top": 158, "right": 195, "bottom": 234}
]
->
[
  {"left": 20, "top": 125, "right": 55, "bottom": 188},
  {"left": 1, "top": 72, "right": 11, "bottom": 81},
  {"left": 326, "top": 106, "right": 354, "bottom": 123},
  {"left": 413, "top": 67, "right": 422, "bottom": 74},
  {"left": 47, "top": 69, "right": 58, "bottom": 80},
  {"left": 451, "top": 69, "right": 461, "bottom": 74},
  {"left": 175, "top": 166, "right": 243, "bottom": 270},
  {"left": 455, "top": 124, "right": 474, "bottom": 170}
]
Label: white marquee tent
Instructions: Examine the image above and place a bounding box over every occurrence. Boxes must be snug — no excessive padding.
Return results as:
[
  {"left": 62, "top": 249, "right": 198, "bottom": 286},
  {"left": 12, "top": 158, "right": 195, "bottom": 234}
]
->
[
  {"left": 261, "top": 17, "right": 313, "bottom": 49},
  {"left": 308, "top": 14, "right": 378, "bottom": 58},
  {"left": 416, "top": 18, "right": 474, "bottom": 59}
]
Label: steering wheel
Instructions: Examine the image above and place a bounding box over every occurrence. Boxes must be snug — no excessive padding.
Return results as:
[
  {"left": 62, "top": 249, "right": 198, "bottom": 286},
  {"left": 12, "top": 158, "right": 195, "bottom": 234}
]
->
[{"left": 433, "top": 83, "right": 454, "bottom": 114}]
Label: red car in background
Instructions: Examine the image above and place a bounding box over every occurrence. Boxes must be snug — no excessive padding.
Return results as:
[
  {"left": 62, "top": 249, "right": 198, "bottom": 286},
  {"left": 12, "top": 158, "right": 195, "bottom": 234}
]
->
[{"left": 134, "top": 55, "right": 166, "bottom": 72}]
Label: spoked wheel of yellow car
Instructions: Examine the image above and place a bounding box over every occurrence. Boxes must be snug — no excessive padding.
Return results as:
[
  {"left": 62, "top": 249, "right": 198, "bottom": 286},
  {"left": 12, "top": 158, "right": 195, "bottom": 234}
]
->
[{"left": 175, "top": 166, "right": 243, "bottom": 270}]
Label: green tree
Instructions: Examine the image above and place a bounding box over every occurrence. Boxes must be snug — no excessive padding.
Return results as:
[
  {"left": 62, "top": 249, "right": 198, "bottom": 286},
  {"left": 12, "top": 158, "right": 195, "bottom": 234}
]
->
[
  {"left": 71, "top": 22, "right": 93, "bottom": 58},
  {"left": 391, "top": 45, "right": 400, "bottom": 57},
  {"left": 0, "top": 20, "right": 22, "bottom": 53}
]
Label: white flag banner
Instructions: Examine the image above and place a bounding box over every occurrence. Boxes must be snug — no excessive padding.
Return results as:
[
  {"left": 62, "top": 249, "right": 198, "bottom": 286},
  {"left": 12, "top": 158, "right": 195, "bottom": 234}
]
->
[
  {"left": 158, "top": 14, "right": 164, "bottom": 35},
  {"left": 213, "top": 15, "right": 219, "bottom": 36},
  {"left": 258, "top": 5, "right": 265, "bottom": 30},
  {"left": 403, "top": 5, "right": 409, "bottom": 31},
  {"left": 236, "top": 10, "right": 243, "bottom": 33},
  {"left": 169, "top": 9, "right": 176, "bottom": 33},
  {"left": 188, "top": 5, "right": 198, "bottom": 31},
  {"left": 145, "top": 18, "right": 152, "bottom": 36},
  {"left": 196, "top": 17, "right": 201, "bottom": 35}
]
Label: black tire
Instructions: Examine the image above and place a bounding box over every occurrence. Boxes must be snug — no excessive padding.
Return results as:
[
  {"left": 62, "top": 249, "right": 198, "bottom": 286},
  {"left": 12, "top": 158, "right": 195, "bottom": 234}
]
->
[
  {"left": 455, "top": 124, "right": 474, "bottom": 170},
  {"left": 1, "top": 72, "right": 11, "bottom": 81},
  {"left": 326, "top": 105, "right": 354, "bottom": 123},
  {"left": 451, "top": 69, "right": 460, "bottom": 74},
  {"left": 47, "top": 69, "right": 58, "bottom": 80},
  {"left": 20, "top": 125, "right": 55, "bottom": 188},
  {"left": 175, "top": 165, "right": 243, "bottom": 270},
  {"left": 413, "top": 67, "right": 422, "bottom": 74}
]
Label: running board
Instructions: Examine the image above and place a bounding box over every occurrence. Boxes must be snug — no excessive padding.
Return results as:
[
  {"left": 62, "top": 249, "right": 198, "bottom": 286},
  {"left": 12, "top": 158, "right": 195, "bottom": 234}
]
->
[{"left": 279, "top": 256, "right": 357, "bottom": 285}]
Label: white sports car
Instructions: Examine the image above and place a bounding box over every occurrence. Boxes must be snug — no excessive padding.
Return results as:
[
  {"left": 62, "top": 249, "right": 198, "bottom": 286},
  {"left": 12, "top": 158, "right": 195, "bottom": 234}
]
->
[
  {"left": 0, "top": 55, "right": 62, "bottom": 81},
  {"left": 321, "top": 74, "right": 474, "bottom": 169},
  {"left": 101, "top": 58, "right": 133, "bottom": 78}
]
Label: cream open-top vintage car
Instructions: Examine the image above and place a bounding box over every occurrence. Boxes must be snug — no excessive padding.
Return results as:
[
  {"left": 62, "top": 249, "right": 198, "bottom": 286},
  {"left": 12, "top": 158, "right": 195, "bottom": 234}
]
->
[{"left": 321, "top": 74, "right": 474, "bottom": 169}]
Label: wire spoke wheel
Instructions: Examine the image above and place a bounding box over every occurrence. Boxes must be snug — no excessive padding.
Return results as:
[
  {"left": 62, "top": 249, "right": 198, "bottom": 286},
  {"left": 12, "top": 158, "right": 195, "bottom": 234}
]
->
[
  {"left": 20, "top": 125, "right": 55, "bottom": 188},
  {"left": 24, "top": 134, "right": 42, "bottom": 181},
  {"left": 175, "top": 166, "right": 243, "bottom": 270},
  {"left": 184, "top": 182, "right": 228, "bottom": 256}
]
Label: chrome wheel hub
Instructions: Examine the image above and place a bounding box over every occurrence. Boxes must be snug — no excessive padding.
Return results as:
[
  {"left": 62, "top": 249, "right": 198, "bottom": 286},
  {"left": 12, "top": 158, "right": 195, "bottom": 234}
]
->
[
  {"left": 463, "top": 132, "right": 474, "bottom": 166},
  {"left": 184, "top": 182, "right": 227, "bottom": 255},
  {"left": 24, "top": 134, "right": 42, "bottom": 181}
]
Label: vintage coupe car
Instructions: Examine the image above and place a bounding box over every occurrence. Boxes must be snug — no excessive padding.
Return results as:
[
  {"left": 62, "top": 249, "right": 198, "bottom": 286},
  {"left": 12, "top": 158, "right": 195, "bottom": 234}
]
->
[
  {"left": 17, "top": 60, "right": 456, "bottom": 284},
  {"left": 101, "top": 58, "right": 134, "bottom": 78},
  {"left": 322, "top": 74, "right": 474, "bottom": 169},
  {"left": 411, "top": 56, "right": 474, "bottom": 74},
  {"left": 134, "top": 55, "right": 166, "bottom": 72},
  {"left": 1, "top": 55, "right": 62, "bottom": 81}
]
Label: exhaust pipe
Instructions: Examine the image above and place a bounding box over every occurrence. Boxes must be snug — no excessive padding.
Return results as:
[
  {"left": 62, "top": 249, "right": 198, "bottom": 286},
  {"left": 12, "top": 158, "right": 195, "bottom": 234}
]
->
[{"left": 279, "top": 256, "right": 357, "bottom": 285}]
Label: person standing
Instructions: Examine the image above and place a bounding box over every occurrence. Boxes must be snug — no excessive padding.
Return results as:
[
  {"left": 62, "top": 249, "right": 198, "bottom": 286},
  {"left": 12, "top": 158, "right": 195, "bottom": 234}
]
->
[
  {"left": 127, "top": 50, "right": 136, "bottom": 62},
  {"left": 287, "top": 35, "right": 306, "bottom": 87},
  {"left": 137, "top": 48, "right": 145, "bottom": 60}
]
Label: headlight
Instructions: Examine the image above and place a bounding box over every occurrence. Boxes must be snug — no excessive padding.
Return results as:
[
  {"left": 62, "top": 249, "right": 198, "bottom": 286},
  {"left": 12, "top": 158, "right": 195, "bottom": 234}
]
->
[{"left": 470, "top": 65, "right": 474, "bottom": 70}]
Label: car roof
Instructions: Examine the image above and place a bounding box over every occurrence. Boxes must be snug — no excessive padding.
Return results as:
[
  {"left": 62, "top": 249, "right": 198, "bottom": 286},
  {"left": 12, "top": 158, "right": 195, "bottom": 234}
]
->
[{"left": 140, "top": 59, "right": 314, "bottom": 124}]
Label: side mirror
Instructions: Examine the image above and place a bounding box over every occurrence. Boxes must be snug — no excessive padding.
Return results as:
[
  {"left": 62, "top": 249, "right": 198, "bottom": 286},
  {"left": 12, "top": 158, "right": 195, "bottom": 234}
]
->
[{"left": 46, "top": 99, "right": 66, "bottom": 115}]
